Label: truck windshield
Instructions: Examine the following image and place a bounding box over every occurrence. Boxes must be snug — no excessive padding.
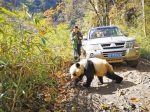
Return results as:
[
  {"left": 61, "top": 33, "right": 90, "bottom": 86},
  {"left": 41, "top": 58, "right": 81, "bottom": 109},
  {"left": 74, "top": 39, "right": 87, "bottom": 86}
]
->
[{"left": 90, "top": 27, "right": 124, "bottom": 39}]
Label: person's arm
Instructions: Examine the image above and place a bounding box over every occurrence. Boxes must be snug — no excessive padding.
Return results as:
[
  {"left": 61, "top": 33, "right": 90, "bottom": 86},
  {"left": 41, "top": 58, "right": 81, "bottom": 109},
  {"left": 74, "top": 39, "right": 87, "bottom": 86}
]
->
[
  {"left": 78, "top": 31, "right": 83, "bottom": 40},
  {"left": 70, "top": 32, "right": 77, "bottom": 40}
]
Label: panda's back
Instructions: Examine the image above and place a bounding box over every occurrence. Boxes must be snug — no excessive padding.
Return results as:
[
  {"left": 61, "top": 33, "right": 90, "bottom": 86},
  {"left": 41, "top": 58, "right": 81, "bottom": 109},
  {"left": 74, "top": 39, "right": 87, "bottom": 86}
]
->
[
  {"left": 79, "top": 58, "right": 88, "bottom": 67},
  {"left": 89, "top": 58, "right": 108, "bottom": 76}
]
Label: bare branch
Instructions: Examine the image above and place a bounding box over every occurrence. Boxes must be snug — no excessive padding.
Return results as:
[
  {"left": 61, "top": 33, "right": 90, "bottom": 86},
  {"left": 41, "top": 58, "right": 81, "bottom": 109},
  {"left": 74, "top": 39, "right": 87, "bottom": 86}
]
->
[{"left": 88, "top": 0, "right": 101, "bottom": 20}]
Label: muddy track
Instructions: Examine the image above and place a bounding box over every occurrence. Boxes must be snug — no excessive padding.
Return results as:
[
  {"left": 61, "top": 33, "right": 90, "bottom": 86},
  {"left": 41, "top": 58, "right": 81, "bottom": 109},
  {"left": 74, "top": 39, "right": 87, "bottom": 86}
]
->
[{"left": 61, "top": 58, "right": 150, "bottom": 112}]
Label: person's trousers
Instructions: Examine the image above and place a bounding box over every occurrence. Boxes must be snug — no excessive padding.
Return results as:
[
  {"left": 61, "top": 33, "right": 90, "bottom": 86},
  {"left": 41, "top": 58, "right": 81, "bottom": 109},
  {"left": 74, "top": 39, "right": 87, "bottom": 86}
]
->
[{"left": 74, "top": 45, "right": 81, "bottom": 60}]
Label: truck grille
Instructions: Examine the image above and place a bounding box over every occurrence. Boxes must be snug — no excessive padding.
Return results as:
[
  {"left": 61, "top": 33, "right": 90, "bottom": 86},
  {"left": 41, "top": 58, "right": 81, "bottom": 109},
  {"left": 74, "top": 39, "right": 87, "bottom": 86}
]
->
[
  {"left": 101, "top": 43, "right": 125, "bottom": 49},
  {"left": 103, "top": 50, "right": 126, "bottom": 57}
]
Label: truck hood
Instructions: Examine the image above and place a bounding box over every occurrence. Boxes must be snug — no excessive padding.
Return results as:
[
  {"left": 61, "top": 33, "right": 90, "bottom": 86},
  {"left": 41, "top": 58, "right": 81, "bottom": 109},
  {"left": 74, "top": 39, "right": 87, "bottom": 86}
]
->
[{"left": 87, "top": 36, "right": 135, "bottom": 44}]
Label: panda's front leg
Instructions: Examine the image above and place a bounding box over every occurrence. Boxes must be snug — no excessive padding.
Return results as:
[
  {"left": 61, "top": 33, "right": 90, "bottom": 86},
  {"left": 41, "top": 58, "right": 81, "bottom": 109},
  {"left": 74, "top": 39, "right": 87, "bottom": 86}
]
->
[
  {"left": 73, "top": 74, "right": 84, "bottom": 86},
  {"left": 83, "top": 74, "right": 94, "bottom": 87}
]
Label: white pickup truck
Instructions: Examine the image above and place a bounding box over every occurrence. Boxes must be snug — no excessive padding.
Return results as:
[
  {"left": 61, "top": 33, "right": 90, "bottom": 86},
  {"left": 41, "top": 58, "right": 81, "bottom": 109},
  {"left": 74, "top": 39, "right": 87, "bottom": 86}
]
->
[{"left": 82, "top": 26, "right": 140, "bottom": 68}]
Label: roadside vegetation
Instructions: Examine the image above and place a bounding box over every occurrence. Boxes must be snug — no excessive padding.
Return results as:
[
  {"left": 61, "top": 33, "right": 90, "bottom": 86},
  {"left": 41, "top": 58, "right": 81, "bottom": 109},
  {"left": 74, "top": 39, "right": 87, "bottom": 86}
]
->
[
  {"left": 0, "top": 0, "right": 150, "bottom": 111},
  {"left": 0, "top": 6, "right": 72, "bottom": 112}
]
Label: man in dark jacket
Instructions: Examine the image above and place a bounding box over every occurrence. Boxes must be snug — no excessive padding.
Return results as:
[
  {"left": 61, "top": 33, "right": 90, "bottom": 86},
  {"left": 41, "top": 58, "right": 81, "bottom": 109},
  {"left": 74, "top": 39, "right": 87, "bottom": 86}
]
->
[{"left": 70, "top": 26, "right": 83, "bottom": 61}]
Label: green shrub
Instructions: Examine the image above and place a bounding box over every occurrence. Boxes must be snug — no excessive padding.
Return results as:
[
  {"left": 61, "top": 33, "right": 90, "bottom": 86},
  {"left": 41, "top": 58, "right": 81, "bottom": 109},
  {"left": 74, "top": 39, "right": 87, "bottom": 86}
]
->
[{"left": 0, "top": 7, "right": 72, "bottom": 112}]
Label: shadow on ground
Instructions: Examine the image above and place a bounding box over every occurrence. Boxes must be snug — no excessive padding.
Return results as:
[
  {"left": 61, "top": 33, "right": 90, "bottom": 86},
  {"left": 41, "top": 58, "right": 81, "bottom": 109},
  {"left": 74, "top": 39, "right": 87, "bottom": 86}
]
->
[
  {"left": 76, "top": 81, "right": 136, "bottom": 95},
  {"left": 111, "top": 59, "right": 150, "bottom": 72}
]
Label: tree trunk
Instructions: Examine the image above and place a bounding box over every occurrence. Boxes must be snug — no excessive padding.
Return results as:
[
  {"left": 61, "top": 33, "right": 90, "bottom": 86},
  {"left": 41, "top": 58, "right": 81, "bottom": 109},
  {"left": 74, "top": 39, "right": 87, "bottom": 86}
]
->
[{"left": 142, "top": 0, "right": 147, "bottom": 37}]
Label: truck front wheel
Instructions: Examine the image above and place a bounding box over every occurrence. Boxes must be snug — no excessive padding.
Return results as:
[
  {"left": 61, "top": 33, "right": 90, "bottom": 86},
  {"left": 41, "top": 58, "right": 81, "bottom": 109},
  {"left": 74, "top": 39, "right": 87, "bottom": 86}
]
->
[{"left": 126, "top": 60, "right": 139, "bottom": 68}]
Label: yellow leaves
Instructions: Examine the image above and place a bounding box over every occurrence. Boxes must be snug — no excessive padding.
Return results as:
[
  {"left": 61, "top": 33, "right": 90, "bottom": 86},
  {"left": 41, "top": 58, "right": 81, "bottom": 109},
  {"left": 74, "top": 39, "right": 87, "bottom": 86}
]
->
[
  {"left": 55, "top": 93, "right": 69, "bottom": 104},
  {"left": 111, "top": 108, "right": 116, "bottom": 112},
  {"left": 71, "top": 88, "right": 75, "bottom": 93},
  {"left": 118, "top": 89, "right": 130, "bottom": 96},
  {"left": 120, "top": 90, "right": 126, "bottom": 95},
  {"left": 56, "top": 2, "right": 64, "bottom": 11},
  {"left": 22, "top": 66, "right": 31, "bottom": 72},
  {"left": 71, "top": 106, "right": 77, "bottom": 111},
  {"left": 0, "top": 7, "right": 17, "bottom": 16},
  {"left": 39, "top": 29, "right": 45, "bottom": 36},
  {"left": 44, "top": 8, "right": 57, "bottom": 19},
  {"left": 134, "top": 81, "right": 140, "bottom": 85},
  {"left": 60, "top": 89, "right": 66, "bottom": 94},
  {"left": 44, "top": 2, "right": 64, "bottom": 20},
  {"left": 42, "top": 87, "right": 54, "bottom": 102},
  {"left": 101, "top": 104, "right": 109, "bottom": 110},
  {"left": 119, "top": 106, "right": 125, "bottom": 110},
  {"left": 43, "top": 48, "right": 50, "bottom": 53},
  {"left": 126, "top": 2, "right": 136, "bottom": 9},
  {"left": 55, "top": 71, "right": 62, "bottom": 78},
  {"left": 44, "top": 97, "right": 51, "bottom": 102},
  {"left": 39, "top": 19, "right": 46, "bottom": 25}
]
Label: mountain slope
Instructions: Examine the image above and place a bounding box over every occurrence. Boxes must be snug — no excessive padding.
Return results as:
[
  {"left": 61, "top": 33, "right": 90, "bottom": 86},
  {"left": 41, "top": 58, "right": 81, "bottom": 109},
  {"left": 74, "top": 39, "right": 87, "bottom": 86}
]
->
[{"left": 3, "top": 0, "right": 62, "bottom": 12}]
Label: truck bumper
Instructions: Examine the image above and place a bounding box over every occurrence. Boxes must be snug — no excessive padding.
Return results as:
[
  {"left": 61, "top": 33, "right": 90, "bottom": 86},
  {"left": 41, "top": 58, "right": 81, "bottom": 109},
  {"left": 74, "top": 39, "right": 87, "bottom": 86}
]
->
[{"left": 86, "top": 47, "right": 140, "bottom": 63}]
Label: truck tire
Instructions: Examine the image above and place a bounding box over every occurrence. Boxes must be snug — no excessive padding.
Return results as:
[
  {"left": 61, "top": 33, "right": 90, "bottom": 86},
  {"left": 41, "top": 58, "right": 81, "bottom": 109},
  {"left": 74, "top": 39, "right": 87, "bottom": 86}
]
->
[{"left": 126, "top": 60, "right": 139, "bottom": 68}]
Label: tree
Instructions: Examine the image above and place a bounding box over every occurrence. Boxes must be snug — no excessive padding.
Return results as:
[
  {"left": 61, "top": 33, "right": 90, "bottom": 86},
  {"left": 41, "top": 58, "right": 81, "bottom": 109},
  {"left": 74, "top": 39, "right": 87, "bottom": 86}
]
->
[{"left": 142, "top": 0, "right": 146, "bottom": 37}]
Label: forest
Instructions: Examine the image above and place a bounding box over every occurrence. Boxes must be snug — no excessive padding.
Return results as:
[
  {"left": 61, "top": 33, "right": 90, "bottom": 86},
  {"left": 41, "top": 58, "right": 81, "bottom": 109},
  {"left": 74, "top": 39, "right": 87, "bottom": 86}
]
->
[
  {"left": 2, "top": 0, "right": 62, "bottom": 12},
  {"left": 0, "top": 0, "right": 150, "bottom": 111}
]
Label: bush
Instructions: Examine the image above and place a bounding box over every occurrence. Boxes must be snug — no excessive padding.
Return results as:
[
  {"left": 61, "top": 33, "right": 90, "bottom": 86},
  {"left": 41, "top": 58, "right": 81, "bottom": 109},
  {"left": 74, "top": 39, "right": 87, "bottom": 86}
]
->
[{"left": 0, "top": 7, "right": 73, "bottom": 111}]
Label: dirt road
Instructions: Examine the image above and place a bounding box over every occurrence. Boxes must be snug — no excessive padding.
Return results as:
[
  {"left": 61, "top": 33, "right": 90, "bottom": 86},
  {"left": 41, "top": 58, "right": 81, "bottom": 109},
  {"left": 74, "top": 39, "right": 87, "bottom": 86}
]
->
[{"left": 62, "top": 58, "right": 150, "bottom": 112}]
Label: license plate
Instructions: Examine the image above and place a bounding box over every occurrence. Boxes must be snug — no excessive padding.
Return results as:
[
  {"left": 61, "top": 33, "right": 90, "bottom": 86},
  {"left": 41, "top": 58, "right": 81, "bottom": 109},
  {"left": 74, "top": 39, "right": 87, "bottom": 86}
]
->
[{"left": 108, "top": 53, "right": 122, "bottom": 58}]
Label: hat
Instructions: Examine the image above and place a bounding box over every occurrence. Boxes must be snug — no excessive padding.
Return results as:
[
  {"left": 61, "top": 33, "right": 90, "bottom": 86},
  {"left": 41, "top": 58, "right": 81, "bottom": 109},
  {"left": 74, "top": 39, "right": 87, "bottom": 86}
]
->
[{"left": 74, "top": 26, "right": 78, "bottom": 29}]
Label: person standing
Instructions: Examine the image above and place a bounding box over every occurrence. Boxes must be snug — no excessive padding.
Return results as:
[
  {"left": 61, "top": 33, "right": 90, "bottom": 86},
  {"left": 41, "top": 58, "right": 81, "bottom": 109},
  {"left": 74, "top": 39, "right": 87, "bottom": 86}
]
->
[{"left": 70, "top": 26, "right": 83, "bottom": 61}]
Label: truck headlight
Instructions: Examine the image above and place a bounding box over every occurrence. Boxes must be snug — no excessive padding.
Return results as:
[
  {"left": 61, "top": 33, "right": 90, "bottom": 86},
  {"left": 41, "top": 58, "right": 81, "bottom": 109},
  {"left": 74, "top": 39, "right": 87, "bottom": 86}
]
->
[
  {"left": 134, "top": 42, "right": 139, "bottom": 47},
  {"left": 126, "top": 42, "right": 134, "bottom": 48},
  {"left": 86, "top": 44, "right": 100, "bottom": 51}
]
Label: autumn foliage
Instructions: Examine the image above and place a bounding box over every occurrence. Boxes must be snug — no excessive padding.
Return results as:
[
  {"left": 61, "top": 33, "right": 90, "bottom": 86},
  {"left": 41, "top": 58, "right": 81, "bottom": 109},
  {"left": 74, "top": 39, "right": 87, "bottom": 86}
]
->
[{"left": 0, "top": 4, "right": 72, "bottom": 112}]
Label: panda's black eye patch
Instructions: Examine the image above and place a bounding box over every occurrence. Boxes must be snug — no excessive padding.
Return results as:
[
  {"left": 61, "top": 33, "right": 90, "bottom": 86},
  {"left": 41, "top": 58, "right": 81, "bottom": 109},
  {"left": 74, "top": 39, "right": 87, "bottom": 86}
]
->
[
  {"left": 73, "top": 73, "right": 76, "bottom": 76},
  {"left": 76, "top": 63, "right": 80, "bottom": 68}
]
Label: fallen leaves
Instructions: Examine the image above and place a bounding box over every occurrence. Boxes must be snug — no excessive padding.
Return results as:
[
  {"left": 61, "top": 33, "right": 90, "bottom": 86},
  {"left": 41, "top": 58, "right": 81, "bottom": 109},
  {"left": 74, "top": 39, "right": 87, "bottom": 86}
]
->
[
  {"left": 118, "top": 89, "right": 130, "bottom": 96},
  {"left": 124, "top": 74, "right": 129, "bottom": 77},
  {"left": 38, "top": 108, "right": 50, "bottom": 112},
  {"left": 130, "top": 97, "right": 140, "bottom": 102},
  {"left": 120, "top": 90, "right": 126, "bottom": 95},
  {"left": 134, "top": 80, "right": 141, "bottom": 85},
  {"left": 101, "top": 104, "right": 109, "bottom": 110},
  {"left": 39, "top": 29, "right": 45, "bottom": 36},
  {"left": 26, "top": 103, "right": 34, "bottom": 109},
  {"left": 71, "top": 88, "right": 75, "bottom": 93},
  {"left": 71, "top": 106, "right": 77, "bottom": 111},
  {"left": 44, "top": 97, "right": 51, "bottom": 102},
  {"left": 18, "top": 59, "right": 150, "bottom": 112}
]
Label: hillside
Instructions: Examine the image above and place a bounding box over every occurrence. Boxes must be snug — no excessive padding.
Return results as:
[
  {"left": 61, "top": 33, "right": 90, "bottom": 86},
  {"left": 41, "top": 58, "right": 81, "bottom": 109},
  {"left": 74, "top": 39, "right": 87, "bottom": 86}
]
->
[{"left": 3, "top": 0, "right": 62, "bottom": 12}]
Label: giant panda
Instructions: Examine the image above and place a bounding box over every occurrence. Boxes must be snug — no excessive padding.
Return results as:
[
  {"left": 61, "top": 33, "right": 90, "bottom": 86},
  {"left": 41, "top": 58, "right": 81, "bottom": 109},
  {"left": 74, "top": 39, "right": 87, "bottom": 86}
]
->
[{"left": 69, "top": 58, "right": 123, "bottom": 87}]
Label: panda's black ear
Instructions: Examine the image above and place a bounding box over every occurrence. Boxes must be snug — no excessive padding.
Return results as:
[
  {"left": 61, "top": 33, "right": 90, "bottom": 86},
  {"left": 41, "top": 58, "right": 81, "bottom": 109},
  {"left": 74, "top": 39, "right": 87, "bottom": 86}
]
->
[{"left": 76, "top": 63, "right": 80, "bottom": 68}]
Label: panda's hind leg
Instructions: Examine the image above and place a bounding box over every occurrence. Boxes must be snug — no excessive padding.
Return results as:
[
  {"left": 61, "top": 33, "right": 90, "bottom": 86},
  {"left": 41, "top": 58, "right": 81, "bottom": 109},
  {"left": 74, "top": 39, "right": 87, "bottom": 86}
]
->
[
  {"left": 83, "top": 78, "right": 93, "bottom": 87},
  {"left": 106, "top": 71, "right": 123, "bottom": 83},
  {"left": 98, "top": 76, "right": 104, "bottom": 84}
]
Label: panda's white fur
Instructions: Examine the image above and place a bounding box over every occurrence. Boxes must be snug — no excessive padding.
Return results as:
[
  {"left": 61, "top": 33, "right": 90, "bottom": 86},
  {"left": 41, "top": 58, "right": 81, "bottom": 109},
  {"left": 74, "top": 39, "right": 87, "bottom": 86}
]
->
[
  {"left": 70, "top": 58, "right": 123, "bottom": 87},
  {"left": 70, "top": 58, "right": 113, "bottom": 79}
]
